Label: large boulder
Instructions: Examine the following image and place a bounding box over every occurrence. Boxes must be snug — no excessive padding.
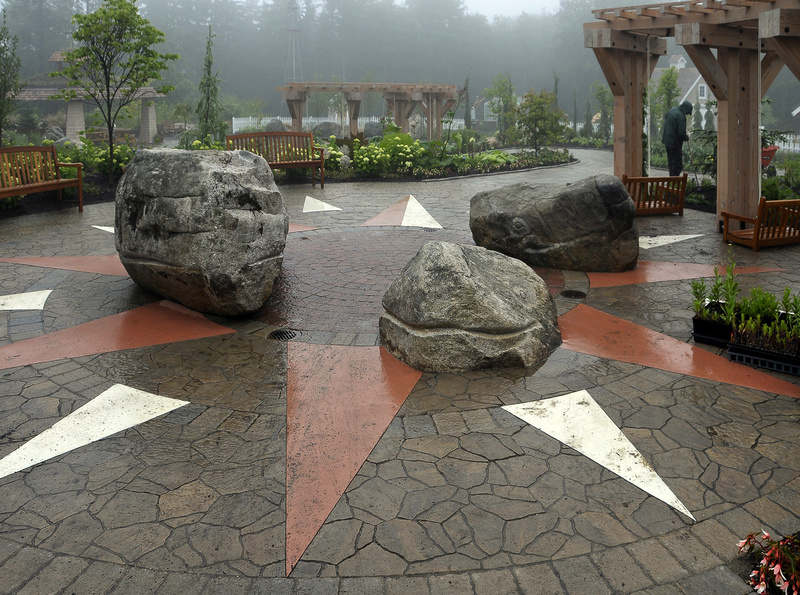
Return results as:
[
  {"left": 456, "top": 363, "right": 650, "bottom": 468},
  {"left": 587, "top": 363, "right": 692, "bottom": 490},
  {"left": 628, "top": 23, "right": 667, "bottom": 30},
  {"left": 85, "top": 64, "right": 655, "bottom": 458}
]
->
[
  {"left": 313, "top": 121, "right": 340, "bottom": 140},
  {"left": 470, "top": 175, "right": 638, "bottom": 272},
  {"left": 379, "top": 241, "right": 561, "bottom": 372},
  {"left": 363, "top": 120, "right": 384, "bottom": 139},
  {"left": 115, "top": 148, "right": 288, "bottom": 316},
  {"left": 264, "top": 118, "right": 287, "bottom": 132}
]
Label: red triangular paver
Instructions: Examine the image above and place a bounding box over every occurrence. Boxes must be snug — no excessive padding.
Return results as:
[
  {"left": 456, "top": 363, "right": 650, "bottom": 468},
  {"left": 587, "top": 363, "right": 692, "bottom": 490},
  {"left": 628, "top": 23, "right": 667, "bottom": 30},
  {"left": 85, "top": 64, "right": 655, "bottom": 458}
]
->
[
  {"left": 285, "top": 343, "right": 422, "bottom": 576},
  {"left": 559, "top": 304, "right": 800, "bottom": 398},
  {"left": 0, "top": 255, "right": 129, "bottom": 277},
  {"left": 0, "top": 301, "right": 234, "bottom": 370},
  {"left": 588, "top": 261, "right": 784, "bottom": 288},
  {"left": 359, "top": 196, "right": 410, "bottom": 226}
]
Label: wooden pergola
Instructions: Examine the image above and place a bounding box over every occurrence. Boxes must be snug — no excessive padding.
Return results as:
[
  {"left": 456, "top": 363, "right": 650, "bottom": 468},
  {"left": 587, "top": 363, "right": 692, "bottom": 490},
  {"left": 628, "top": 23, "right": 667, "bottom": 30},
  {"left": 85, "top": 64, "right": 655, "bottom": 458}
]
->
[
  {"left": 275, "top": 82, "right": 460, "bottom": 140},
  {"left": 585, "top": 0, "right": 800, "bottom": 227}
]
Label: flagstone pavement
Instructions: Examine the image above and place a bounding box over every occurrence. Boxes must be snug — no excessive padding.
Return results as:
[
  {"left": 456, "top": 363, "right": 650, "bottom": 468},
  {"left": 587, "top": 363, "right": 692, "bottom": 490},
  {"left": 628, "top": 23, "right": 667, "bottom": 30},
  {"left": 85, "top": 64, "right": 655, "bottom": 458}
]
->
[{"left": 0, "top": 148, "right": 797, "bottom": 594}]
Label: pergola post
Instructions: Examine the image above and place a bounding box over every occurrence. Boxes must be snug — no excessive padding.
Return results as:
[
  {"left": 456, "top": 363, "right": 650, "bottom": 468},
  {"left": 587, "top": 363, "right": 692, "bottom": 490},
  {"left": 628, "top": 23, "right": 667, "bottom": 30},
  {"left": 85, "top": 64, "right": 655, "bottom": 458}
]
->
[
  {"left": 139, "top": 101, "right": 157, "bottom": 144},
  {"left": 586, "top": 29, "right": 665, "bottom": 178},
  {"left": 282, "top": 91, "right": 308, "bottom": 132},
  {"left": 65, "top": 99, "right": 86, "bottom": 143},
  {"left": 678, "top": 24, "right": 764, "bottom": 224},
  {"left": 344, "top": 93, "right": 362, "bottom": 138}
]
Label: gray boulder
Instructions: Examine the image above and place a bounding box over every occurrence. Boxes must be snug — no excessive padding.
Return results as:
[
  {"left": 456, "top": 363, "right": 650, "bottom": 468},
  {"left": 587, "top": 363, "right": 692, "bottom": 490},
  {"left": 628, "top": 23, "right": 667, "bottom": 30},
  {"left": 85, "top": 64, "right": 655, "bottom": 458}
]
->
[
  {"left": 379, "top": 241, "right": 561, "bottom": 372},
  {"left": 470, "top": 175, "right": 638, "bottom": 272},
  {"left": 264, "top": 118, "right": 287, "bottom": 132},
  {"left": 363, "top": 120, "right": 383, "bottom": 139},
  {"left": 115, "top": 148, "right": 288, "bottom": 316},
  {"left": 313, "top": 121, "right": 340, "bottom": 140}
]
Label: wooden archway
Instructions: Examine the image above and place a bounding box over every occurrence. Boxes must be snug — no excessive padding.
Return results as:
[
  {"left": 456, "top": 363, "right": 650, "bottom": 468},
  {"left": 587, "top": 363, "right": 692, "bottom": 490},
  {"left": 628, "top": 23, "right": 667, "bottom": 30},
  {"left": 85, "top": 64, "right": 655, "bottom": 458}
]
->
[{"left": 585, "top": 1, "right": 800, "bottom": 228}]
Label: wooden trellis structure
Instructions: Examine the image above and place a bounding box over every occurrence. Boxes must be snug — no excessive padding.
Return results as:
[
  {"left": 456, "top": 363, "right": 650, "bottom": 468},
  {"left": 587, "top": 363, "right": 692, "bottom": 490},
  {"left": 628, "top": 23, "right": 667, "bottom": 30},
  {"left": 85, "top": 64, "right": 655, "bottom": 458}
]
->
[
  {"left": 275, "top": 82, "right": 459, "bottom": 140},
  {"left": 585, "top": 0, "right": 800, "bottom": 227}
]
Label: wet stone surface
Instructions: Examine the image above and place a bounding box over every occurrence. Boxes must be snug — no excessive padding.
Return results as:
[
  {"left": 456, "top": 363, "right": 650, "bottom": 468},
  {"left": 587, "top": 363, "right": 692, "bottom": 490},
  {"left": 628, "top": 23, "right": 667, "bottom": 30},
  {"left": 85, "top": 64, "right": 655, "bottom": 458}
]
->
[{"left": 0, "top": 151, "right": 797, "bottom": 593}]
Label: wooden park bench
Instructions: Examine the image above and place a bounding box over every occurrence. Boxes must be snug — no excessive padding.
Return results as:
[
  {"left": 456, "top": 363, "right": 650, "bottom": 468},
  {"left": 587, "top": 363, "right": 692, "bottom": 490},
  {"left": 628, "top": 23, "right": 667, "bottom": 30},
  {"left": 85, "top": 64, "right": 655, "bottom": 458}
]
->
[
  {"left": 0, "top": 146, "right": 83, "bottom": 212},
  {"left": 621, "top": 173, "right": 688, "bottom": 216},
  {"left": 722, "top": 196, "right": 800, "bottom": 251},
  {"left": 226, "top": 131, "right": 325, "bottom": 187}
]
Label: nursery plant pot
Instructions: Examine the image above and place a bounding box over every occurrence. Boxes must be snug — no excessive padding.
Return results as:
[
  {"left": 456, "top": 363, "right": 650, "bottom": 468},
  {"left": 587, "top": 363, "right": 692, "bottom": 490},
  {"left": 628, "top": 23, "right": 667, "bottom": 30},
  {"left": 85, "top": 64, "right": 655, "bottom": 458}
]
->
[
  {"left": 728, "top": 343, "right": 800, "bottom": 377},
  {"left": 692, "top": 315, "right": 731, "bottom": 348}
]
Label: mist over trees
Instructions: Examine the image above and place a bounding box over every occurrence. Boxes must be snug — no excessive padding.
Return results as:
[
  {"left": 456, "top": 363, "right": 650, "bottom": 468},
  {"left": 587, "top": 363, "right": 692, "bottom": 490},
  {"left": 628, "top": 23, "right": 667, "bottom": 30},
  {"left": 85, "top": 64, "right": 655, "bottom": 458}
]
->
[{"left": 3, "top": 0, "right": 799, "bottom": 130}]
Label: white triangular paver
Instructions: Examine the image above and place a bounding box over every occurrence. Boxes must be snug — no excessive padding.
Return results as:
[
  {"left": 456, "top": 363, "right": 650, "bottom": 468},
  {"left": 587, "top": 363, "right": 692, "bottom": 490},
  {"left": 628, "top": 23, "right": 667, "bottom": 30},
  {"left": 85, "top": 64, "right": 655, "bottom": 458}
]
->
[
  {"left": 303, "top": 196, "right": 341, "bottom": 212},
  {"left": 401, "top": 195, "right": 442, "bottom": 229},
  {"left": 0, "top": 290, "right": 52, "bottom": 311},
  {"left": 92, "top": 225, "right": 115, "bottom": 234},
  {"left": 503, "top": 391, "right": 695, "bottom": 521},
  {"left": 0, "top": 384, "right": 188, "bottom": 479},
  {"left": 639, "top": 234, "right": 703, "bottom": 249}
]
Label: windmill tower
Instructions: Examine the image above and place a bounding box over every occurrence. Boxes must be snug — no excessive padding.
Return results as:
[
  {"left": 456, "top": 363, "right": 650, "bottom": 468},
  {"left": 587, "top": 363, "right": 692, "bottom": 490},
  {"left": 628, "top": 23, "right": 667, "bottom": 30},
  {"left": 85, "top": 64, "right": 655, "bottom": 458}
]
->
[{"left": 285, "top": 0, "right": 306, "bottom": 84}]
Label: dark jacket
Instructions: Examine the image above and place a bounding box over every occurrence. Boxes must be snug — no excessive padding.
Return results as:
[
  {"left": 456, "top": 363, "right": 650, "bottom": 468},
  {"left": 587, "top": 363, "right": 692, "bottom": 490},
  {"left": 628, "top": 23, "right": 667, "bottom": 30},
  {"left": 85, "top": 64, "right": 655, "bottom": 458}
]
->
[{"left": 661, "top": 101, "right": 693, "bottom": 148}]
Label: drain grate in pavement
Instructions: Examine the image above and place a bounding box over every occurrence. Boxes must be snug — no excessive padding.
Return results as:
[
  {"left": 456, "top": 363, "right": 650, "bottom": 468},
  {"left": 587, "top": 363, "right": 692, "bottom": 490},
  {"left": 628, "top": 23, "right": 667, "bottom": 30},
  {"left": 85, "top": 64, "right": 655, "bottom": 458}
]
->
[
  {"left": 560, "top": 289, "right": 587, "bottom": 300},
  {"left": 268, "top": 328, "right": 300, "bottom": 341}
]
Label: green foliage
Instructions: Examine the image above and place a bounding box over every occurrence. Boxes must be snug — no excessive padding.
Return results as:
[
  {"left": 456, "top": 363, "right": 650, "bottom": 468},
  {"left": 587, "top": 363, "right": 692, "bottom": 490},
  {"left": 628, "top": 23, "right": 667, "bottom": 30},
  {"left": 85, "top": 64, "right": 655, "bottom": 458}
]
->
[
  {"left": 50, "top": 0, "right": 178, "bottom": 182},
  {"left": 196, "top": 25, "right": 226, "bottom": 143},
  {"left": 351, "top": 132, "right": 426, "bottom": 176},
  {"left": 0, "top": 10, "right": 23, "bottom": 147},
  {"left": 782, "top": 153, "right": 800, "bottom": 187},
  {"left": 761, "top": 176, "right": 797, "bottom": 201},
  {"left": 484, "top": 72, "right": 516, "bottom": 144},
  {"left": 53, "top": 137, "right": 135, "bottom": 179},
  {"left": 692, "top": 255, "right": 800, "bottom": 357},
  {"left": 516, "top": 89, "right": 568, "bottom": 155},
  {"left": 591, "top": 81, "right": 613, "bottom": 145},
  {"left": 650, "top": 66, "right": 680, "bottom": 140}
]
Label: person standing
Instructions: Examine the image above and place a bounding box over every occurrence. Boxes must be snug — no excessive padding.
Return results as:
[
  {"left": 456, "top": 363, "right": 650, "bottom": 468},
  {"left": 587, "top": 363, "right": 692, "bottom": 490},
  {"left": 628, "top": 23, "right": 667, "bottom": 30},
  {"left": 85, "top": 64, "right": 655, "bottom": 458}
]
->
[{"left": 661, "top": 101, "right": 693, "bottom": 176}]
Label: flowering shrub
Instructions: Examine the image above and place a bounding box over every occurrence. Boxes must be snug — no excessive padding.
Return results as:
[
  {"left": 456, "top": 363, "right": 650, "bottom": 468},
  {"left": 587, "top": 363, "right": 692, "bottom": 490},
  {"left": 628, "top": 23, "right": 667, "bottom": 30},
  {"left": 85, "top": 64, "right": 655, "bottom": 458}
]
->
[
  {"left": 322, "top": 135, "right": 350, "bottom": 172},
  {"left": 738, "top": 531, "right": 799, "bottom": 594},
  {"left": 188, "top": 136, "right": 225, "bottom": 151},
  {"left": 52, "top": 137, "right": 136, "bottom": 179}
]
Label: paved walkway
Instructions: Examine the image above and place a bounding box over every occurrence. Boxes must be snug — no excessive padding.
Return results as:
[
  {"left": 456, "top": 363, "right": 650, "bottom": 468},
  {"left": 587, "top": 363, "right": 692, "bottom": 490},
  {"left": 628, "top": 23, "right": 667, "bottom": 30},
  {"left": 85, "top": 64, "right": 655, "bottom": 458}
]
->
[{"left": 0, "top": 148, "right": 797, "bottom": 594}]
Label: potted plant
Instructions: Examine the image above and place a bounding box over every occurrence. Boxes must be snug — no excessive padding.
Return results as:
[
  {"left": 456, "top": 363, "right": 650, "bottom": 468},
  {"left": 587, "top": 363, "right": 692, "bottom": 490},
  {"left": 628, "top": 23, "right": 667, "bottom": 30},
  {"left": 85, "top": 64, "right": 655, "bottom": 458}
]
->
[
  {"left": 690, "top": 260, "right": 800, "bottom": 376},
  {"left": 728, "top": 286, "right": 800, "bottom": 375},
  {"left": 691, "top": 260, "right": 738, "bottom": 347}
]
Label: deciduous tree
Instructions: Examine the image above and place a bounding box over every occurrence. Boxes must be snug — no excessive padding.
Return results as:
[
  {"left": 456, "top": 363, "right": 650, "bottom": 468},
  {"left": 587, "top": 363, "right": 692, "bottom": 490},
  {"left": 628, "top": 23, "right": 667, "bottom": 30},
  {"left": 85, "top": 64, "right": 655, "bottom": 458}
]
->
[
  {"left": 516, "top": 89, "right": 568, "bottom": 155},
  {"left": 51, "top": 0, "right": 178, "bottom": 181},
  {"left": 0, "top": 10, "right": 23, "bottom": 146}
]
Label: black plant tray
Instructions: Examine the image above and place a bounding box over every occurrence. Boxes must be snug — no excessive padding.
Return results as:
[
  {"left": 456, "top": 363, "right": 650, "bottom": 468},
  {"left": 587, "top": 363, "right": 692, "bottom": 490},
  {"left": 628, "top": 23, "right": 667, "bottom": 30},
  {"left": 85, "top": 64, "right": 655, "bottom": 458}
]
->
[
  {"left": 692, "top": 317, "right": 731, "bottom": 348},
  {"left": 728, "top": 344, "right": 800, "bottom": 377}
]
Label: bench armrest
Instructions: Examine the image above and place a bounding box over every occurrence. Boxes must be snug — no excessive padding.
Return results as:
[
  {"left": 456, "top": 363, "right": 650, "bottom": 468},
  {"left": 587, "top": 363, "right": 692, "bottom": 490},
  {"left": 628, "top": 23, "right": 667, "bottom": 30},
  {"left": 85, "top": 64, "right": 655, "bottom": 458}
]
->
[
  {"left": 58, "top": 162, "right": 83, "bottom": 171},
  {"left": 720, "top": 210, "right": 756, "bottom": 225}
]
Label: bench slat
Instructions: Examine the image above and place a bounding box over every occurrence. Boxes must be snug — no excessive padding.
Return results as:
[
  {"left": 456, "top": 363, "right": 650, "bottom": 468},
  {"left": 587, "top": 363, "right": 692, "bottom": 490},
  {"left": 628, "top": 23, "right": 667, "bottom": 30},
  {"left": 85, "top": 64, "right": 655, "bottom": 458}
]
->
[
  {"left": 225, "top": 131, "right": 324, "bottom": 188},
  {"left": 723, "top": 197, "right": 800, "bottom": 250},
  {"left": 621, "top": 173, "right": 688, "bottom": 216},
  {"left": 0, "top": 146, "right": 83, "bottom": 212}
]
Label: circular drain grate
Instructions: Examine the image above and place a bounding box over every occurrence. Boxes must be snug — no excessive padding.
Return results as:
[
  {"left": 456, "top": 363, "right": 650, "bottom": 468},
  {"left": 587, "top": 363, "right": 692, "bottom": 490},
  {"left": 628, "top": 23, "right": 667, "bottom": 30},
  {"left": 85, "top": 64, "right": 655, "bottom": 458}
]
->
[
  {"left": 268, "top": 328, "right": 300, "bottom": 341},
  {"left": 560, "top": 289, "right": 587, "bottom": 300}
]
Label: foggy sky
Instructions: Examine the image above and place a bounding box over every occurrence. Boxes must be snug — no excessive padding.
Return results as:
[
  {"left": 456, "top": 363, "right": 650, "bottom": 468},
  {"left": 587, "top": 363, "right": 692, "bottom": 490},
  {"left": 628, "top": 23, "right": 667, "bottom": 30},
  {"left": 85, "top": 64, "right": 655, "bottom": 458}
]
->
[{"left": 463, "top": 0, "right": 561, "bottom": 18}]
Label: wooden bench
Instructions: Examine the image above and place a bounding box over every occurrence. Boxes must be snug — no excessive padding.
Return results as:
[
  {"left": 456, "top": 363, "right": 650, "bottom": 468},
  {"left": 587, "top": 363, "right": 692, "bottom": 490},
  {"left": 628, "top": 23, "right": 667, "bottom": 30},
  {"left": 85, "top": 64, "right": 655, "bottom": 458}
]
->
[
  {"left": 226, "top": 131, "right": 325, "bottom": 187},
  {"left": 621, "top": 173, "right": 688, "bottom": 216},
  {"left": 722, "top": 196, "right": 800, "bottom": 251},
  {"left": 0, "top": 146, "right": 83, "bottom": 212}
]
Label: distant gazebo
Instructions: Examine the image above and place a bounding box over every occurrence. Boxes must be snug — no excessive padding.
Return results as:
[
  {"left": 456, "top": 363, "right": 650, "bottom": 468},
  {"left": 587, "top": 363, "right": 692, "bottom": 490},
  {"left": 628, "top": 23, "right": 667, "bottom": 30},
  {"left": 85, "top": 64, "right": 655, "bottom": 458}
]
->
[{"left": 16, "top": 51, "right": 164, "bottom": 144}]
